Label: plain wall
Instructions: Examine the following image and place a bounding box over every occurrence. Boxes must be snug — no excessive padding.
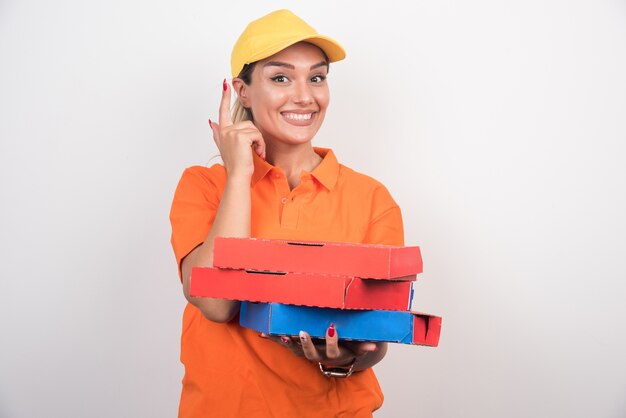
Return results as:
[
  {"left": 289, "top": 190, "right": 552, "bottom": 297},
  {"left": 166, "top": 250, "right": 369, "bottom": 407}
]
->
[{"left": 1, "top": 1, "right": 625, "bottom": 417}]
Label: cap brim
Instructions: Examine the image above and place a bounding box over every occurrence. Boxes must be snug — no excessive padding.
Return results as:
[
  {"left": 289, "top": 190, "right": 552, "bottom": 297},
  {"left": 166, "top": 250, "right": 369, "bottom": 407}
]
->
[
  {"left": 298, "top": 35, "right": 346, "bottom": 63},
  {"left": 240, "top": 34, "right": 346, "bottom": 74}
]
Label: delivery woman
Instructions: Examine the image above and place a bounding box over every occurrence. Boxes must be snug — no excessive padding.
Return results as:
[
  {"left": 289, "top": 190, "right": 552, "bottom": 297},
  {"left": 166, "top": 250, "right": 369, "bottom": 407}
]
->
[{"left": 170, "top": 9, "right": 404, "bottom": 417}]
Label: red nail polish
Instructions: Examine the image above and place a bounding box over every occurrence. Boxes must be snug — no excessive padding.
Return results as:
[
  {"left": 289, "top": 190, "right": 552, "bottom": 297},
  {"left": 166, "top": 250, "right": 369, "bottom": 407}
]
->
[
  {"left": 223, "top": 79, "right": 227, "bottom": 91},
  {"left": 208, "top": 119, "right": 212, "bottom": 128},
  {"left": 372, "top": 345, "right": 378, "bottom": 352},
  {"left": 280, "top": 336, "right": 291, "bottom": 344},
  {"left": 328, "top": 323, "right": 335, "bottom": 338}
]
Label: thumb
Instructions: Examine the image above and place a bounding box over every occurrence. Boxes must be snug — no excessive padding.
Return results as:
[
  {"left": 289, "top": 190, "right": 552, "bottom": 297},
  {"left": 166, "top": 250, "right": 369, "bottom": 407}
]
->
[
  {"left": 353, "top": 342, "right": 378, "bottom": 356},
  {"left": 208, "top": 119, "right": 220, "bottom": 143}
]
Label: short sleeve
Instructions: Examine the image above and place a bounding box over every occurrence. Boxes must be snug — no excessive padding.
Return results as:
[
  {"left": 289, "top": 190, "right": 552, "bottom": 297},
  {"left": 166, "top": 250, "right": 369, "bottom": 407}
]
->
[
  {"left": 169, "top": 165, "right": 225, "bottom": 280},
  {"left": 362, "top": 186, "right": 404, "bottom": 246}
]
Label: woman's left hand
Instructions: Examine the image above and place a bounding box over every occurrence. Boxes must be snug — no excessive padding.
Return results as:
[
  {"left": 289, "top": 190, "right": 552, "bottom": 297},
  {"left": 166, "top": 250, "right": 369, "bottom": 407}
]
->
[{"left": 260, "top": 324, "right": 383, "bottom": 368}]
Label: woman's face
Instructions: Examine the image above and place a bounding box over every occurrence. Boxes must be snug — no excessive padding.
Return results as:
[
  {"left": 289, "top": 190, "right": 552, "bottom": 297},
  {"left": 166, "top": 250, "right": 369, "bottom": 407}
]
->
[{"left": 235, "top": 42, "right": 330, "bottom": 147}]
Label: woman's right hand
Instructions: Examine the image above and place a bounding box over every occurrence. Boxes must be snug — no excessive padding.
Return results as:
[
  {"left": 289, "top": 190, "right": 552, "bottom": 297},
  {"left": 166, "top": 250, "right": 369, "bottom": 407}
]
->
[{"left": 209, "top": 79, "right": 266, "bottom": 179}]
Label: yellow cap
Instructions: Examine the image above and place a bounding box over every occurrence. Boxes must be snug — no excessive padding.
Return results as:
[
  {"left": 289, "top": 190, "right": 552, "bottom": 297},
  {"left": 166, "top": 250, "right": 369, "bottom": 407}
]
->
[{"left": 230, "top": 9, "right": 346, "bottom": 78}]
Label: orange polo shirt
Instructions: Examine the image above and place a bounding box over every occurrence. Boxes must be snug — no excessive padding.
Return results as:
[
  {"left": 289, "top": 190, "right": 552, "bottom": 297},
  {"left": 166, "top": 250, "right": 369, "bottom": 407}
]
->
[{"left": 170, "top": 147, "right": 404, "bottom": 418}]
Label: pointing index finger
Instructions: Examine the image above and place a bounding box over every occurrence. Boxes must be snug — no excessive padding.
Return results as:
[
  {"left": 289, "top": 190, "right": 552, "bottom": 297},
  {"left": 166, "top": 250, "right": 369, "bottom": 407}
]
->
[{"left": 219, "top": 78, "right": 233, "bottom": 128}]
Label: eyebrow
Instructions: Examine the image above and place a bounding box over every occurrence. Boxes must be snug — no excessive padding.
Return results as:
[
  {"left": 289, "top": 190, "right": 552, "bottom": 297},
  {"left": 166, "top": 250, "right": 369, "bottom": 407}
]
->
[{"left": 263, "top": 61, "right": 329, "bottom": 70}]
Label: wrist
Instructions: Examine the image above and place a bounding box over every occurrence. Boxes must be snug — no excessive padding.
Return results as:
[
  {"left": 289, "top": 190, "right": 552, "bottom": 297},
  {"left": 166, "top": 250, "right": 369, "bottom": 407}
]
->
[
  {"left": 225, "top": 172, "right": 251, "bottom": 187},
  {"left": 319, "top": 357, "right": 357, "bottom": 378}
]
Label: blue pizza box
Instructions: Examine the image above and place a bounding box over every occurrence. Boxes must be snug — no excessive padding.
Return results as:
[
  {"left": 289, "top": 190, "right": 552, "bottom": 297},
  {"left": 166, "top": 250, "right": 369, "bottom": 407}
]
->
[{"left": 240, "top": 302, "right": 441, "bottom": 346}]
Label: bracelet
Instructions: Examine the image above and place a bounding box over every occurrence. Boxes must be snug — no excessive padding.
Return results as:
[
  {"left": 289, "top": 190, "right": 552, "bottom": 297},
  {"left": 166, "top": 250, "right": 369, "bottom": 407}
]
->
[{"left": 318, "top": 358, "right": 357, "bottom": 378}]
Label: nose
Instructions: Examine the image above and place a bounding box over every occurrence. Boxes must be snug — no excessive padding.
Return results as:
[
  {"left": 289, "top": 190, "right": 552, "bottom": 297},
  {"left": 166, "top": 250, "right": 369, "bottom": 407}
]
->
[{"left": 292, "top": 81, "right": 314, "bottom": 105}]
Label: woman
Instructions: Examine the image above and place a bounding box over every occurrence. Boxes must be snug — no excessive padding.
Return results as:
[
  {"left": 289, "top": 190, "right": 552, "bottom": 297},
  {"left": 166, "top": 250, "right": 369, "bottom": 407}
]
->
[{"left": 170, "top": 9, "right": 404, "bottom": 417}]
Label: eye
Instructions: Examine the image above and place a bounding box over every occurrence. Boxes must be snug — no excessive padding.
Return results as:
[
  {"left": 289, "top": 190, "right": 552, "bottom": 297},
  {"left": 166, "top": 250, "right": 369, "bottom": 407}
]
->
[
  {"left": 271, "top": 75, "right": 289, "bottom": 83},
  {"left": 311, "top": 75, "right": 327, "bottom": 83}
]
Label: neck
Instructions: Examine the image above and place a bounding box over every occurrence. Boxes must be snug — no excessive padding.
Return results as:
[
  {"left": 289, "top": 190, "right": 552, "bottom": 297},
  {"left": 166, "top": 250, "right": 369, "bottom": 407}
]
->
[{"left": 265, "top": 142, "right": 322, "bottom": 179}]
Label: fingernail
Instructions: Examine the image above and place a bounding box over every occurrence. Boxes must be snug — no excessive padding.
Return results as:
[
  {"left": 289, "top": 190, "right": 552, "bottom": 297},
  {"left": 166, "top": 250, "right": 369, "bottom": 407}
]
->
[
  {"left": 208, "top": 119, "right": 212, "bottom": 128},
  {"left": 280, "top": 336, "right": 291, "bottom": 344},
  {"left": 223, "top": 79, "right": 227, "bottom": 91},
  {"left": 372, "top": 345, "right": 378, "bottom": 352},
  {"left": 327, "top": 323, "right": 335, "bottom": 338},
  {"left": 258, "top": 332, "right": 268, "bottom": 338},
  {"left": 299, "top": 331, "right": 307, "bottom": 343}
]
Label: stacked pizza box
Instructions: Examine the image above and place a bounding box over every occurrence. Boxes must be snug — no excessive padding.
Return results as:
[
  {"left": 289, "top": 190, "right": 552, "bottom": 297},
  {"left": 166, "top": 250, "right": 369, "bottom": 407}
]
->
[{"left": 190, "top": 237, "right": 442, "bottom": 346}]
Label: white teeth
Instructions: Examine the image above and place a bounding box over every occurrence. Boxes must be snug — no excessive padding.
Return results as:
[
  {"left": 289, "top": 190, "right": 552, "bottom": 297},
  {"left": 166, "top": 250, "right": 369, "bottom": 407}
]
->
[{"left": 283, "top": 113, "right": 313, "bottom": 121}]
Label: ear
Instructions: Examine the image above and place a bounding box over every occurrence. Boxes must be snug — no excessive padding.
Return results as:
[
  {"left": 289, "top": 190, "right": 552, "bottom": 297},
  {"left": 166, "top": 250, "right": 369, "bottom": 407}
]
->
[{"left": 232, "top": 78, "right": 250, "bottom": 108}]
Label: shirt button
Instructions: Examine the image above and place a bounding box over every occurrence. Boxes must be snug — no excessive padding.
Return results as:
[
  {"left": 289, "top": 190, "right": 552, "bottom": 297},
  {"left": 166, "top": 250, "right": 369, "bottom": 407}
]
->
[{"left": 281, "top": 197, "right": 288, "bottom": 204}]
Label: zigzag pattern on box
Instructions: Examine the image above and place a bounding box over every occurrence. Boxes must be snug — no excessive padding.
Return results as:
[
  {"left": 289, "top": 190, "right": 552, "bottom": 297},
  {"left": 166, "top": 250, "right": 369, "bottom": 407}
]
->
[{"left": 191, "top": 268, "right": 414, "bottom": 310}]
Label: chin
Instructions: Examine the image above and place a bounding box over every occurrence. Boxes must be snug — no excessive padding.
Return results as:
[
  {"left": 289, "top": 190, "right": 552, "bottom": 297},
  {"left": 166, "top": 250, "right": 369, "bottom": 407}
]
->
[
  {"left": 287, "top": 133, "right": 318, "bottom": 145},
  {"left": 271, "top": 128, "right": 319, "bottom": 146}
]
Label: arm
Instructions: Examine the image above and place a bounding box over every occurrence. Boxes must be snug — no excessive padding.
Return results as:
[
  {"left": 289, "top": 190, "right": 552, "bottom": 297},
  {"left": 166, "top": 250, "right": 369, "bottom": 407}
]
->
[
  {"left": 179, "top": 80, "right": 266, "bottom": 323},
  {"left": 180, "top": 174, "right": 251, "bottom": 323}
]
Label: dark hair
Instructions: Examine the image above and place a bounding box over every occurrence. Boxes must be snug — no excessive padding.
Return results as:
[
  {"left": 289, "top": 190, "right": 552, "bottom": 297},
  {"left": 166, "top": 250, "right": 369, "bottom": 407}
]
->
[{"left": 237, "top": 62, "right": 257, "bottom": 85}]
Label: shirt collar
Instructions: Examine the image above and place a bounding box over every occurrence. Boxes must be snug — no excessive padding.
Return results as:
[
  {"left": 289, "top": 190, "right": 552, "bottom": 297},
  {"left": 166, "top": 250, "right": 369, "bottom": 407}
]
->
[
  {"left": 251, "top": 150, "right": 273, "bottom": 187},
  {"left": 310, "top": 147, "right": 339, "bottom": 190},
  {"left": 250, "top": 147, "right": 339, "bottom": 191}
]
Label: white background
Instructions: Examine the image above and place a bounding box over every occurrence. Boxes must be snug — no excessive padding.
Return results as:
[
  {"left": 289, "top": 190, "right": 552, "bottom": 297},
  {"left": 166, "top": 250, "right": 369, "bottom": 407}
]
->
[{"left": 1, "top": 1, "right": 625, "bottom": 417}]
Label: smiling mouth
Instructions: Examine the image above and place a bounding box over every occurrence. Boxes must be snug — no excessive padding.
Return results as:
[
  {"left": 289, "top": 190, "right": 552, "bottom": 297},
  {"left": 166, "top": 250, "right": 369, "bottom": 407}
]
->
[{"left": 281, "top": 112, "right": 314, "bottom": 121}]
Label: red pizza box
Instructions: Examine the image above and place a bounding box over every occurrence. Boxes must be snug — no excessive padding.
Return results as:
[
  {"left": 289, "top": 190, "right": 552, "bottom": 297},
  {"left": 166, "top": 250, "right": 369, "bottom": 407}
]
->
[
  {"left": 213, "top": 237, "right": 422, "bottom": 280},
  {"left": 190, "top": 267, "right": 414, "bottom": 310}
]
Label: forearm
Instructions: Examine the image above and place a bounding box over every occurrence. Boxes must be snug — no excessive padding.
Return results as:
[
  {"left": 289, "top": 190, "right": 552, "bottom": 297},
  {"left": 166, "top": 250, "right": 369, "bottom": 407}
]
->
[
  {"left": 197, "top": 174, "right": 251, "bottom": 263},
  {"left": 182, "top": 174, "right": 251, "bottom": 322}
]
